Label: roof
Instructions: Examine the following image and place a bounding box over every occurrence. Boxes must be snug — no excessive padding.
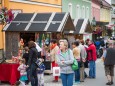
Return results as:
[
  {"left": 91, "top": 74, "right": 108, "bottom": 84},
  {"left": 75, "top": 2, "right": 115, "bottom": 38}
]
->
[
  {"left": 100, "top": 0, "right": 111, "bottom": 8},
  {"left": 64, "top": 19, "right": 92, "bottom": 34},
  {"left": 3, "top": 12, "right": 75, "bottom": 32}
]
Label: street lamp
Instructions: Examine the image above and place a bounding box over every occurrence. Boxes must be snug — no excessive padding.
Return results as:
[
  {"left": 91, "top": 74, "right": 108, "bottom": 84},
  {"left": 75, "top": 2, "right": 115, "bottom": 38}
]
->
[
  {"left": 91, "top": 17, "right": 96, "bottom": 30},
  {"left": 91, "top": 17, "right": 96, "bottom": 40}
]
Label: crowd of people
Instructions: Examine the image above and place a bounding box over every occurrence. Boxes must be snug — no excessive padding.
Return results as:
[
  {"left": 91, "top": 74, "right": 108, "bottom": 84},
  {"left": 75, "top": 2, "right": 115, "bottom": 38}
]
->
[{"left": 16, "top": 37, "right": 115, "bottom": 86}]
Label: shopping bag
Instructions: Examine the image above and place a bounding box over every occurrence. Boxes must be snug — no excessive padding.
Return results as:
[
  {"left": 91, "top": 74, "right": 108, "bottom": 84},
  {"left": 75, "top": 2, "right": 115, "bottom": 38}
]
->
[
  {"left": 72, "top": 58, "right": 78, "bottom": 70},
  {"left": 53, "top": 67, "right": 60, "bottom": 76}
]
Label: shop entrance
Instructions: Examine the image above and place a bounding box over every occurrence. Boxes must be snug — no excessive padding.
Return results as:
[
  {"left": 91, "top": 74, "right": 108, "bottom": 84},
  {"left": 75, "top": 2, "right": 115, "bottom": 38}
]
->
[{"left": 20, "top": 33, "right": 35, "bottom": 46}]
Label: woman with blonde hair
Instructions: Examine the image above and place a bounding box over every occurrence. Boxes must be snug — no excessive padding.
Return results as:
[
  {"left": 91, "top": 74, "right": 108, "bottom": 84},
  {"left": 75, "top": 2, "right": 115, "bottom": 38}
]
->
[{"left": 56, "top": 39, "right": 74, "bottom": 86}]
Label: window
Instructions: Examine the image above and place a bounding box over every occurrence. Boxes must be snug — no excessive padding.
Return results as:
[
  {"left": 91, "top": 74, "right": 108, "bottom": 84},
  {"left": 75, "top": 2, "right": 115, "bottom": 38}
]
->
[
  {"left": 82, "top": 6, "right": 85, "bottom": 18},
  {"left": 68, "top": 3, "right": 72, "bottom": 17},
  {"left": 76, "top": 5, "right": 80, "bottom": 18},
  {"left": 86, "top": 7, "right": 89, "bottom": 19}
]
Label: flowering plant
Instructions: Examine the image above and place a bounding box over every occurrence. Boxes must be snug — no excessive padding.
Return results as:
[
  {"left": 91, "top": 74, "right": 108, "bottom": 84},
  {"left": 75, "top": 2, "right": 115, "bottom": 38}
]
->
[
  {"left": 93, "top": 26, "right": 102, "bottom": 35},
  {"left": 0, "top": 7, "right": 14, "bottom": 24}
]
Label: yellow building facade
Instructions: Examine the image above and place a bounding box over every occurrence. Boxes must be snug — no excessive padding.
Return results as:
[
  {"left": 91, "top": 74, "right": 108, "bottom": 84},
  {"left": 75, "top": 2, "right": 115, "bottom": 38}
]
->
[
  {"left": 0, "top": 0, "right": 62, "bottom": 50},
  {"left": 100, "top": 8, "right": 111, "bottom": 22}
]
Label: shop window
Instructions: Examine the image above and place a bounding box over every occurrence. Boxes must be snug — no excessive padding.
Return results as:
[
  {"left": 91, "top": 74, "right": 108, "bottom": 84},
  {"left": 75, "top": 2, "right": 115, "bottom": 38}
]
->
[
  {"left": 86, "top": 7, "right": 89, "bottom": 19},
  {"left": 82, "top": 6, "right": 85, "bottom": 18}
]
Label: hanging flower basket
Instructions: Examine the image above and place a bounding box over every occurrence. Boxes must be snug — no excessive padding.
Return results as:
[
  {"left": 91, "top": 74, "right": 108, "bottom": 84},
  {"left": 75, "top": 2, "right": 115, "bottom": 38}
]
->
[
  {"left": 0, "top": 7, "right": 14, "bottom": 24},
  {"left": 93, "top": 26, "right": 103, "bottom": 35}
]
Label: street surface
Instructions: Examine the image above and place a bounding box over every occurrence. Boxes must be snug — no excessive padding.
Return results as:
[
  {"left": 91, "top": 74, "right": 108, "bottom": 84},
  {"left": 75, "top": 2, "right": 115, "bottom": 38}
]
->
[{"left": 0, "top": 59, "right": 115, "bottom": 86}]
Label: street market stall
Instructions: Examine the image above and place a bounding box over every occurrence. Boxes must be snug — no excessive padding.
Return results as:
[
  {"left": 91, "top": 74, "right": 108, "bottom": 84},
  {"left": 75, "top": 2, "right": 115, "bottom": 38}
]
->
[
  {"left": 3, "top": 12, "right": 75, "bottom": 74},
  {"left": 64, "top": 18, "right": 92, "bottom": 48}
]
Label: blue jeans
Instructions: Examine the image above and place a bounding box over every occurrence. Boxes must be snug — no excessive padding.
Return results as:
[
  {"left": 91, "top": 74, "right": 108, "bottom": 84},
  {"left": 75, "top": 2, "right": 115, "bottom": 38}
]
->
[
  {"left": 61, "top": 73, "right": 74, "bottom": 86},
  {"left": 74, "top": 61, "right": 80, "bottom": 82},
  {"left": 30, "top": 63, "right": 38, "bottom": 86},
  {"left": 89, "top": 61, "right": 96, "bottom": 78}
]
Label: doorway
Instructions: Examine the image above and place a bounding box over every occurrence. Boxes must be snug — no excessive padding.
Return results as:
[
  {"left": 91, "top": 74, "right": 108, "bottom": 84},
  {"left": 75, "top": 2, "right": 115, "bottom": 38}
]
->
[{"left": 20, "top": 33, "right": 35, "bottom": 46}]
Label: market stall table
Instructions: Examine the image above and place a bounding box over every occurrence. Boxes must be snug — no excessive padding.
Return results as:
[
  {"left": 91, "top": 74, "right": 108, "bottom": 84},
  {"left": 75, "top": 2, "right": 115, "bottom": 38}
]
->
[{"left": 0, "top": 63, "right": 20, "bottom": 85}]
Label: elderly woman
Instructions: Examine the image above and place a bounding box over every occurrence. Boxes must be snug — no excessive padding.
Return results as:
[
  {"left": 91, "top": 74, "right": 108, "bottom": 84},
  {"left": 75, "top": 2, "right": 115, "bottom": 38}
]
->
[{"left": 56, "top": 39, "right": 74, "bottom": 86}]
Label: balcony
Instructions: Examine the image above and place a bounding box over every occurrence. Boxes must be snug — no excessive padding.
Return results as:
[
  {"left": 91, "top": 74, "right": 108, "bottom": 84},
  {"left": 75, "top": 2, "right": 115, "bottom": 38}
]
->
[{"left": 111, "top": 14, "right": 115, "bottom": 19}]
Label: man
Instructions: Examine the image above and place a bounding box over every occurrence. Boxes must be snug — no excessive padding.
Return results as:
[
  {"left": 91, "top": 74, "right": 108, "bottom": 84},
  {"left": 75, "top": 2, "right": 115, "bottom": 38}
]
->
[
  {"left": 79, "top": 40, "right": 87, "bottom": 82},
  {"left": 102, "top": 42, "right": 115, "bottom": 85},
  {"left": 87, "top": 40, "right": 97, "bottom": 79}
]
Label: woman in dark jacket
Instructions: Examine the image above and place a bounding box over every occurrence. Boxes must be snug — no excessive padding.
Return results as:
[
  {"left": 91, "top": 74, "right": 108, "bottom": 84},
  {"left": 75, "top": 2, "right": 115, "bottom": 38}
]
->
[{"left": 27, "top": 41, "right": 38, "bottom": 86}]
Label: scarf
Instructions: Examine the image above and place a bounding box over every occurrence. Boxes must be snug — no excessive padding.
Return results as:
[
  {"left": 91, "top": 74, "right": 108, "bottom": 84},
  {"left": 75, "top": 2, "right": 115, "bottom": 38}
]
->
[{"left": 50, "top": 43, "right": 57, "bottom": 50}]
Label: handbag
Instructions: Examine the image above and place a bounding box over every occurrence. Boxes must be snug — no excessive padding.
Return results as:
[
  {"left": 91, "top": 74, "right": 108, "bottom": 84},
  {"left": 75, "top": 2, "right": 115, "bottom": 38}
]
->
[
  {"left": 53, "top": 67, "right": 60, "bottom": 76},
  {"left": 68, "top": 49, "right": 78, "bottom": 70},
  {"left": 35, "top": 58, "right": 43, "bottom": 68},
  {"left": 84, "top": 60, "right": 89, "bottom": 68},
  {"left": 72, "top": 58, "right": 78, "bottom": 70}
]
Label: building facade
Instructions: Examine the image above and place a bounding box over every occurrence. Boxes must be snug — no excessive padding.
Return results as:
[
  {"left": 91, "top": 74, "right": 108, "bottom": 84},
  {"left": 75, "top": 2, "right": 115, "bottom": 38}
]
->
[
  {"left": 62, "top": 0, "right": 91, "bottom": 20},
  {"left": 62, "top": 0, "right": 92, "bottom": 40},
  {"left": 92, "top": 0, "right": 100, "bottom": 21},
  {"left": 100, "top": 0, "right": 111, "bottom": 22},
  {"left": 100, "top": 0, "right": 111, "bottom": 37},
  {"left": 0, "top": 0, "right": 62, "bottom": 50},
  {"left": 111, "top": 0, "right": 115, "bottom": 36}
]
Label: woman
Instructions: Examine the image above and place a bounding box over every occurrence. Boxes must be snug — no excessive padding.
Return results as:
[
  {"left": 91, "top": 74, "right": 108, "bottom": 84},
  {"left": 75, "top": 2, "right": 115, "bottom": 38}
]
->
[
  {"left": 27, "top": 41, "right": 38, "bottom": 86},
  {"left": 72, "top": 41, "right": 81, "bottom": 83},
  {"left": 56, "top": 39, "right": 74, "bottom": 86},
  {"left": 50, "top": 39, "right": 59, "bottom": 82}
]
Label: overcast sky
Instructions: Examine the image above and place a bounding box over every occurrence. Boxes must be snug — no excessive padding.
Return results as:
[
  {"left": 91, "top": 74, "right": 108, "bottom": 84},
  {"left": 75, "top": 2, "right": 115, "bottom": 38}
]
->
[{"left": 105, "top": 0, "right": 111, "bottom": 4}]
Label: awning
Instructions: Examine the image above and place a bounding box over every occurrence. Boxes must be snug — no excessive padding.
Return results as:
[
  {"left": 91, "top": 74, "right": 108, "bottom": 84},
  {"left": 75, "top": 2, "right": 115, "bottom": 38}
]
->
[
  {"left": 64, "top": 19, "right": 92, "bottom": 34},
  {"left": 96, "top": 21, "right": 109, "bottom": 26},
  {"left": 3, "top": 12, "right": 75, "bottom": 32},
  {"left": 105, "top": 24, "right": 115, "bottom": 29}
]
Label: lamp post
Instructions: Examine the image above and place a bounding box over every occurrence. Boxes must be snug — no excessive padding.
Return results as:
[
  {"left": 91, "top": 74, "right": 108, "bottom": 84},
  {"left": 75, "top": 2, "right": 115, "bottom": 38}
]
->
[
  {"left": 91, "top": 17, "right": 96, "bottom": 40},
  {"left": 91, "top": 17, "right": 96, "bottom": 30}
]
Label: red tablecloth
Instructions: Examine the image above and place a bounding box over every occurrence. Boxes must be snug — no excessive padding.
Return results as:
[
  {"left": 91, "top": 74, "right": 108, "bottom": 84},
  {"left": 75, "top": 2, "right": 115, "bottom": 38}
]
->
[{"left": 0, "top": 63, "right": 20, "bottom": 85}]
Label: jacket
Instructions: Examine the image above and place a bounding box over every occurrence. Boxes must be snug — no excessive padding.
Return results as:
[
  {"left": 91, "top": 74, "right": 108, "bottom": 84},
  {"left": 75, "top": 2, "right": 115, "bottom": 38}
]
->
[
  {"left": 73, "top": 47, "right": 80, "bottom": 60},
  {"left": 37, "top": 63, "right": 45, "bottom": 74},
  {"left": 56, "top": 49, "right": 74, "bottom": 74},
  {"left": 28, "top": 47, "right": 38, "bottom": 66},
  {"left": 50, "top": 46, "right": 59, "bottom": 62},
  {"left": 18, "top": 64, "right": 27, "bottom": 76},
  {"left": 87, "top": 43, "right": 97, "bottom": 61},
  {"left": 79, "top": 44, "right": 87, "bottom": 60}
]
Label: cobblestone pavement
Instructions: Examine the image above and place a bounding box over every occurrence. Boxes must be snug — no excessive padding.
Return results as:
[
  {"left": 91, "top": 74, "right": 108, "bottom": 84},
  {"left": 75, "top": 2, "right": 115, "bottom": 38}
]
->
[{"left": 0, "top": 59, "right": 115, "bottom": 86}]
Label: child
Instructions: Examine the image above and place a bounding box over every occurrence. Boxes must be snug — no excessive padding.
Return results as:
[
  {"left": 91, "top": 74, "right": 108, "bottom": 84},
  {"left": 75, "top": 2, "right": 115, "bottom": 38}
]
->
[
  {"left": 18, "top": 59, "right": 28, "bottom": 86},
  {"left": 22, "top": 47, "right": 29, "bottom": 65},
  {"left": 22, "top": 46, "right": 29, "bottom": 84},
  {"left": 37, "top": 58, "right": 45, "bottom": 86}
]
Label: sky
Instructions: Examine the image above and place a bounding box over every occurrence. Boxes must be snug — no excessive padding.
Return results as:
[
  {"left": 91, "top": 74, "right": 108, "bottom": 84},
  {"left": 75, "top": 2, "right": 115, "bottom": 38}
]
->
[{"left": 105, "top": 0, "right": 111, "bottom": 4}]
